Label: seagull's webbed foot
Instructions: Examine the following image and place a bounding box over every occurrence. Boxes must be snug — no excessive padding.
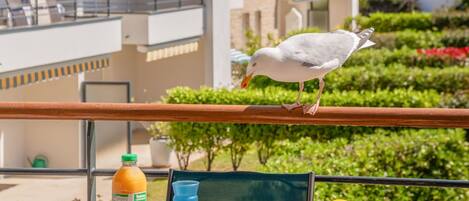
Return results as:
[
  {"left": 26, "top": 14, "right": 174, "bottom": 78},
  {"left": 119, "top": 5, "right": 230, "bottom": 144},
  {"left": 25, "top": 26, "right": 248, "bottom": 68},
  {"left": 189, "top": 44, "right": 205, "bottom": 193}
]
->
[
  {"left": 303, "top": 103, "right": 320, "bottom": 115},
  {"left": 282, "top": 102, "right": 303, "bottom": 111}
]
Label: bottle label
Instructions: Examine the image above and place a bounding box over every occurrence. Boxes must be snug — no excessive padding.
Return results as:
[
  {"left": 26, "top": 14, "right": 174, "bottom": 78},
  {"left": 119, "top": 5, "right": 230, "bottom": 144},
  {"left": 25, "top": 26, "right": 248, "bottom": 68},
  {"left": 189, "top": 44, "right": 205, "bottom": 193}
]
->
[{"left": 112, "top": 192, "right": 147, "bottom": 201}]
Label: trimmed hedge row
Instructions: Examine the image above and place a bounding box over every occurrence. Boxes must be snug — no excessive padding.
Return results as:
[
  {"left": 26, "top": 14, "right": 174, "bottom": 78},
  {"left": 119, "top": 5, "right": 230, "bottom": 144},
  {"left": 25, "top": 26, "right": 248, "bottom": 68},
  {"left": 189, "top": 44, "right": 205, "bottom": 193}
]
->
[
  {"left": 344, "top": 47, "right": 468, "bottom": 67},
  {"left": 372, "top": 29, "right": 469, "bottom": 49},
  {"left": 250, "top": 65, "right": 469, "bottom": 93},
  {"left": 264, "top": 129, "right": 469, "bottom": 200},
  {"left": 433, "top": 11, "right": 469, "bottom": 29},
  {"left": 164, "top": 87, "right": 440, "bottom": 108},
  {"left": 161, "top": 87, "right": 441, "bottom": 170},
  {"left": 347, "top": 11, "right": 469, "bottom": 32}
]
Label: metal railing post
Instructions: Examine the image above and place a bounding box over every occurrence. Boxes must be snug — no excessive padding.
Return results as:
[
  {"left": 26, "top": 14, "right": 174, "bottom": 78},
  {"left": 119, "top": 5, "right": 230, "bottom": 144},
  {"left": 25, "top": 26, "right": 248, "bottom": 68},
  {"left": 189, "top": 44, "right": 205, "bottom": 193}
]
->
[
  {"left": 107, "top": 0, "right": 111, "bottom": 16},
  {"left": 179, "top": 0, "right": 182, "bottom": 8},
  {"left": 73, "top": 0, "right": 77, "bottom": 20},
  {"left": 86, "top": 121, "right": 96, "bottom": 201},
  {"left": 34, "top": 0, "right": 38, "bottom": 25}
]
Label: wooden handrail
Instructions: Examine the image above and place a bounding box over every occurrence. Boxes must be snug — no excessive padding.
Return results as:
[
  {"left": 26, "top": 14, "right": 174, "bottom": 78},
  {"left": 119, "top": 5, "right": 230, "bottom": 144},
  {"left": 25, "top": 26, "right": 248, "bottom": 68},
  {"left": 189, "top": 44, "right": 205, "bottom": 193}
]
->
[{"left": 0, "top": 102, "right": 468, "bottom": 128}]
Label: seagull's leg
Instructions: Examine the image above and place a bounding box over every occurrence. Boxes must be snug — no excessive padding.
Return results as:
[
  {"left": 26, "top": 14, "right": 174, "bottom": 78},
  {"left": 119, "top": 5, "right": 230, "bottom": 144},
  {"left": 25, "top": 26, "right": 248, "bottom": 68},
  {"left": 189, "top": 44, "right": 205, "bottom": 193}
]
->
[
  {"left": 304, "top": 78, "right": 325, "bottom": 115},
  {"left": 282, "top": 82, "right": 304, "bottom": 111}
]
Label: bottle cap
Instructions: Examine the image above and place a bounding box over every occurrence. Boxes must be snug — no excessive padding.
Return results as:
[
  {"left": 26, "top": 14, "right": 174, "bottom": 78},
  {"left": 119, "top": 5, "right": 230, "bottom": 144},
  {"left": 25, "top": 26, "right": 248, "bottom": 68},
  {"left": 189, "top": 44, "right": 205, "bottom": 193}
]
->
[{"left": 121, "top": 153, "right": 137, "bottom": 162}]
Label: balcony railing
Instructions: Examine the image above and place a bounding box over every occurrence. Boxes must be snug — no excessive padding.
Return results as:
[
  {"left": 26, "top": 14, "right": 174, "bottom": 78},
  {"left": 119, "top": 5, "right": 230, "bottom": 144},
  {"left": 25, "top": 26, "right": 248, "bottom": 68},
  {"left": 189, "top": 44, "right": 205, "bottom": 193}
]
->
[
  {"left": 83, "top": 0, "right": 203, "bottom": 14},
  {"left": 0, "top": 0, "right": 113, "bottom": 29},
  {"left": 0, "top": 102, "right": 468, "bottom": 201}
]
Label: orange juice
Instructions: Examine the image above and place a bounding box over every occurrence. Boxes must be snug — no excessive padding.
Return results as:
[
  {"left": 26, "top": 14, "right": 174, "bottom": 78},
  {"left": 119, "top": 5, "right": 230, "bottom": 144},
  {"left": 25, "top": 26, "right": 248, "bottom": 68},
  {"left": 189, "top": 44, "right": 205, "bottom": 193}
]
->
[{"left": 112, "top": 154, "right": 147, "bottom": 201}]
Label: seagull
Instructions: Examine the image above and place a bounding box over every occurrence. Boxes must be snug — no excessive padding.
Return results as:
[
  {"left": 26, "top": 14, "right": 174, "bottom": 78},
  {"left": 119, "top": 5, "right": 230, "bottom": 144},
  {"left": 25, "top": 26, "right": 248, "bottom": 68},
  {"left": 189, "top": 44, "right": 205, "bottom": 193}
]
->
[{"left": 240, "top": 28, "right": 375, "bottom": 115}]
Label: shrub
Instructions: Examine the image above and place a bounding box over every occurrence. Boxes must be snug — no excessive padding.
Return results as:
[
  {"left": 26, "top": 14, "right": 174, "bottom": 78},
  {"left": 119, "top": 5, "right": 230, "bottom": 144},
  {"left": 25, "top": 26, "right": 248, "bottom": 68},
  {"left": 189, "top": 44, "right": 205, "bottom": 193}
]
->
[
  {"left": 442, "top": 29, "right": 469, "bottom": 47},
  {"left": 345, "top": 48, "right": 417, "bottom": 66},
  {"left": 345, "top": 47, "right": 468, "bottom": 67},
  {"left": 417, "top": 47, "right": 469, "bottom": 67},
  {"left": 433, "top": 11, "right": 469, "bottom": 29},
  {"left": 359, "top": 0, "right": 419, "bottom": 15},
  {"left": 250, "top": 65, "right": 469, "bottom": 93},
  {"left": 372, "top": 30, "right": 443, "bottom": 49},
  {"left": 264, "top": 129, "right": 469, "bottom": 200},
  {"left": 350, "top": 12, "right": 433, "bottom": 32},
  {"left": 162, "top": 87, "right": 441, "bottom": 168}
]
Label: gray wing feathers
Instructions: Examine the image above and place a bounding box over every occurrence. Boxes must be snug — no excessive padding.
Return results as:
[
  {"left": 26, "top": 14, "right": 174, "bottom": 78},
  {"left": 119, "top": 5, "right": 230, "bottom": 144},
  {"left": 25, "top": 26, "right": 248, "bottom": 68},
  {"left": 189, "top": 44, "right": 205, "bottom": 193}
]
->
[{"left": 278, "top": 33, "right": 356, "bottom": 66}]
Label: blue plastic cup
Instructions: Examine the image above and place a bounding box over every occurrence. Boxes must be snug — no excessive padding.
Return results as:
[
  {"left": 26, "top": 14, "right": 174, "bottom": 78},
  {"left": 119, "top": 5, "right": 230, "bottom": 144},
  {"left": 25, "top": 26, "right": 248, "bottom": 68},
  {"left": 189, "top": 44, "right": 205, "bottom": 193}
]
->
[{"left": 172, "top": 180, "right": 200, "bottom": 197}]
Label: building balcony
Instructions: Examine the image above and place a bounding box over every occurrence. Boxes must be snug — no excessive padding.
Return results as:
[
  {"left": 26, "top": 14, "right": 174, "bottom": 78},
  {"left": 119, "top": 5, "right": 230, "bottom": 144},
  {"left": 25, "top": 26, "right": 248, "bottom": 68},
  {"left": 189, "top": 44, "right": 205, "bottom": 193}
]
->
[
  {"left": 83, "top": 0, "right": 204, "bottom": 47},
  {"left": 0, "top": 0, "right": 122, "bottom": 75}
]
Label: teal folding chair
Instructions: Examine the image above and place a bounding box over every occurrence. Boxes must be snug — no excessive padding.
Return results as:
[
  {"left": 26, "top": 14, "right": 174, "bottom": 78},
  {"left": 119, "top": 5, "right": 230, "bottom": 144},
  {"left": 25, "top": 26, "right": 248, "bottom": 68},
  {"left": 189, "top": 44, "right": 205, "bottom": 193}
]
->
[{"left": 166, "top": 169, "right": 315, "bottom": 201}]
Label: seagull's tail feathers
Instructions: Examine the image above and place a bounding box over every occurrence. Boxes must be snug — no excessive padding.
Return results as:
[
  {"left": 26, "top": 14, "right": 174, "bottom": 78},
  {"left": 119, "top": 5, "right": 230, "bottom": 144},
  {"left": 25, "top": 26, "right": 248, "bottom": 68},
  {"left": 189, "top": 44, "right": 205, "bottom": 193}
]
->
[{"left": 356, "top": 27, "right": 375, "bottom": 50}]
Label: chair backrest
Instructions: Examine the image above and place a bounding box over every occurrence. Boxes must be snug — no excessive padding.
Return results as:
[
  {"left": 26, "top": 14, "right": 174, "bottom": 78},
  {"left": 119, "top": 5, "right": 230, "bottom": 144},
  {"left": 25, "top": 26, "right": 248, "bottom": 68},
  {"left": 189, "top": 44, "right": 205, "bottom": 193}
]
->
[
  {"left": 45, "top": 0, "right": 63, "bottom": 23},
  {"left": 6, "top": 0, "right": 30, "bottom": 26},
  {"left": 166, "top": 170, "right": 315, "bottom": 201}
]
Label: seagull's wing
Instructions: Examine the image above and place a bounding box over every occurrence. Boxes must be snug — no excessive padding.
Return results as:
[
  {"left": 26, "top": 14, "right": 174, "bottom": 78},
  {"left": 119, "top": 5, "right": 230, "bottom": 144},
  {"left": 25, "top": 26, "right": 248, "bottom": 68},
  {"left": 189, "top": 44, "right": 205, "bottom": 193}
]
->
[{"left": 278, "top": 32, "right": 357, "bottom": 66}]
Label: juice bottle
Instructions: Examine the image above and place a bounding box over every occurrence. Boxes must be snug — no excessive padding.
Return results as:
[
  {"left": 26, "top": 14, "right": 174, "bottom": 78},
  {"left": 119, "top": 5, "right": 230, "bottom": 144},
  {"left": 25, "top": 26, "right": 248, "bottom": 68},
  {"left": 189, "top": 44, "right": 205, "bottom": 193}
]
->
[{"left": 112, "top": 154, "right": 147, "bottom": 201}]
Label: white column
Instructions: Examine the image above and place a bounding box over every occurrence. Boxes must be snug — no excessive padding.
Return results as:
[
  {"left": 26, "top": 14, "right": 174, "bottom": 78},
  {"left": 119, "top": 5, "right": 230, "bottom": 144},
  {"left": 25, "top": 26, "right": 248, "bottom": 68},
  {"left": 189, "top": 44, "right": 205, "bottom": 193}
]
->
[
  {"left": 204, "top": 0, "right": 232, "bottom": 88},
  {"left": 351, "top": 0, "right": 359, "bottom": 30}
]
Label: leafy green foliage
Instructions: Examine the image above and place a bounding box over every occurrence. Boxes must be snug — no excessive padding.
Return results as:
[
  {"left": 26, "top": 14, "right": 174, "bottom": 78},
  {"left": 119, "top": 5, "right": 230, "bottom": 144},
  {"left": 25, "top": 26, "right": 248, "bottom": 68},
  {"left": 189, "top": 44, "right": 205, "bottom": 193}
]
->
[
  {"left": 433, "top": 11, "right": 469, "bottom": 30},
  {"left": 442, "top": 29, "right": 469, "bottom": 47},
  {"left": 264, "top": 129, "right": 469, "bottom": 200},
  {"left": 350, "top": 12, "right": 433, "bottom": 32},
  {"left": 250, "top": 65, "right": 469, "bottom": 93},
  {"left": 344, "top": 47, "right": 468, "bottom": 67},
  {"left": 372, "top": 30, "right": 443, "bottom": 49},
  {"left": 349, "top": 11, "right": 469, "bottom": 32},
  {"left": 162, "top": 87, "right": 442, "bottom": 169}
]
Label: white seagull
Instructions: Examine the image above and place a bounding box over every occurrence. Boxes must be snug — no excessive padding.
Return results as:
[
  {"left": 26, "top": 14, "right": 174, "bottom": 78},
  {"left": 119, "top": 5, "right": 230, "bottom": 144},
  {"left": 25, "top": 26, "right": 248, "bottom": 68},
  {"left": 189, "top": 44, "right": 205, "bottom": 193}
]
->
[{"left": 240, "top": 28, "right": 375, "bottom": 115}]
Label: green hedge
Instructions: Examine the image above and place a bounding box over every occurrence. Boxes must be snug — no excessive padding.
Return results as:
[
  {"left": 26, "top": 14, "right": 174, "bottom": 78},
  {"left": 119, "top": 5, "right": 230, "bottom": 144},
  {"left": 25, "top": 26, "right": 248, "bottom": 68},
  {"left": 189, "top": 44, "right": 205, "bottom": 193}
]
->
[
  {"left": 344, "top": 47, "right": 467, "bottom": 67},
  {"left": 433, "top": 11, "right": 469, "bottom": 29},
  {"left": 372, "top": 30, "right": 442, "bottom": 49},
  {"left": 264, "top": 129, "right": 469, "bottom": 200},
  {"left": 162, "top": 87, "right": 441, "bottom": 170},
  {"left": 164, "top": 87, "right": 440, "bottom": 108},
  {"left": 442, "top": 29, "right": 469, "bottom": 47},
  {"left": 371, "top": 29, "right": 468, "bottom": 49},
  {"left": 348, "top": 12, "right": 433, "bottom": 32},
  {"left": 250, "top": 65, "right": 469, "bottom": 93},
  {"left": 348, "top": 11, "right": 469, "bottom": 32}
]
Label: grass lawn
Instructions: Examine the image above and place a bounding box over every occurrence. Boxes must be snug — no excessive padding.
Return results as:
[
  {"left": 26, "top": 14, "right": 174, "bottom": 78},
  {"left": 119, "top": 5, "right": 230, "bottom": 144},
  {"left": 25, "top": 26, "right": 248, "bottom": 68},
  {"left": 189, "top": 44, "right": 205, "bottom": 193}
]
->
[{"left": 147, "top": 148, "right": 262, "bottom": 201}]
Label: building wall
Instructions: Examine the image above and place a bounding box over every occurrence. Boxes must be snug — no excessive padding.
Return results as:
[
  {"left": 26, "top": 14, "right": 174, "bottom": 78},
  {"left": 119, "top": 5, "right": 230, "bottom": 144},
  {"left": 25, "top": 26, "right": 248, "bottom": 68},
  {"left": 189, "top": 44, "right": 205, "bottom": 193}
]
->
[
  {"left": 329, "top": 0, "right": 356, "bottom": 30},
  {"left": 0, "top": 75, "right": 83, "bottom": 168},
  {"left": 0, "top": 89, "right": 25, "bottom": 168},
  {"left": 22, "top": 76, "right": 82, "bottom": 168},
  {"left": 230, "top": 0, "right": 278, "bottom": 49},
  {"left": 134, "top": 45, "right": 206, "bottom": 103},
  {"left": 277, "top": 0, "right": 310, "bottom": 36}
]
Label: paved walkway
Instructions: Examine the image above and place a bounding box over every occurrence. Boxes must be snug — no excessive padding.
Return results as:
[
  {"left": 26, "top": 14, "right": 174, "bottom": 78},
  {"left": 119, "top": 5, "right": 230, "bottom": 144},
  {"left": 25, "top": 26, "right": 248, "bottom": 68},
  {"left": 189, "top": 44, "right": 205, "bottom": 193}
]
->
[{"left": 0, "top": 144, "right": 204, "bottom": 201}]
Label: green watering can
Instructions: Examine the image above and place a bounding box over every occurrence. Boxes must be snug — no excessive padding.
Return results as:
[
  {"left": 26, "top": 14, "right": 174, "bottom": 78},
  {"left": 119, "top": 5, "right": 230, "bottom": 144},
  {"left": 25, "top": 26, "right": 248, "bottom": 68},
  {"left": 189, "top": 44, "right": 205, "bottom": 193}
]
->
[{"left": 29, "top": 154, "right": 49, "bottom": 168}]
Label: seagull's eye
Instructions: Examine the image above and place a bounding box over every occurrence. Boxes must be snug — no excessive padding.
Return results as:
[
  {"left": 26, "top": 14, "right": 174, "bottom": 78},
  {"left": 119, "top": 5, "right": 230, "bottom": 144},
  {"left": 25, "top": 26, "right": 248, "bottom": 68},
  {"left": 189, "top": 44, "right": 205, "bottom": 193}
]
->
[{"left": 252, "top": 63, "right": 257, "bottom": 67}]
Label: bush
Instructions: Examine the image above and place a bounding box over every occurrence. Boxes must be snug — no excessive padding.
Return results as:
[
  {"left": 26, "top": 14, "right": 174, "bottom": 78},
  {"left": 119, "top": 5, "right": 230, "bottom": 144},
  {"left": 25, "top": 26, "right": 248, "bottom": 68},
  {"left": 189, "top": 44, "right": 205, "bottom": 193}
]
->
[
  {"left": 349, "top": 11, "right": 469, "bottom": 32},
  {"left": 345, "top": 48, "right": 417, "bottom": 66},
  {"left": 433, "top": 11, "right": 469, "bottom": 30},
  {"left": 359, "top": 0, "right": 419, "bottom": 15},
  {"left": 345, "top": 47, "right": 468, "bottom": 67},
  {"left": 264, "top": 129, "right": 469, "bottom": 200},
  {"left": 350, "top": 12, "right": 433, "bottom": 32},
  {"left": 162, "top": 87, "right": 441, "bottom": 169},
  {"left": 250, "top": 65, "right": 469, "bottom": 93},
  {"left": 372, "top": 30, "right": 443, "bottom": 49},
  {"left": 417, "top": 47, "right": 469, "bottom": 67},
  {"left": 442, "top": 29, "right": 469, "bottom": 47}
]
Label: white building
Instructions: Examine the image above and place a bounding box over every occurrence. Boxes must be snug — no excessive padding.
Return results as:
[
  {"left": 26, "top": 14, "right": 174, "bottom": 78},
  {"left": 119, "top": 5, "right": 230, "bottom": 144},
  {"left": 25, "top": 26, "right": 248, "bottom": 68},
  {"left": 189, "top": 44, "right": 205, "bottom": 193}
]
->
[{"left": 0, "top": 0, "right": 232, "bottom": 169}]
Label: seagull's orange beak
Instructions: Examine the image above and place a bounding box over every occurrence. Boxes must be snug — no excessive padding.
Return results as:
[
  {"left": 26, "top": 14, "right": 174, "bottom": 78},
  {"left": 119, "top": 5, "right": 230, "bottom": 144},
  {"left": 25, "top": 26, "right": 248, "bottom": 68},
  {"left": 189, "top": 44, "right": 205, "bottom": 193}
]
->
[{"left": 241, "top": 73, "right": 253, "bottom": 89}]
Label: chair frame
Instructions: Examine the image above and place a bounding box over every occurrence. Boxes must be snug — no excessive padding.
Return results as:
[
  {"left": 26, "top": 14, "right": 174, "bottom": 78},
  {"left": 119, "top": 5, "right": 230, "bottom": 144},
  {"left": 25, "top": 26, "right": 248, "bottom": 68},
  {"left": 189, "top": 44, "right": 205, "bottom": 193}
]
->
[{"left": 166, "top": 169, "right": 315, "bottom": 201}]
